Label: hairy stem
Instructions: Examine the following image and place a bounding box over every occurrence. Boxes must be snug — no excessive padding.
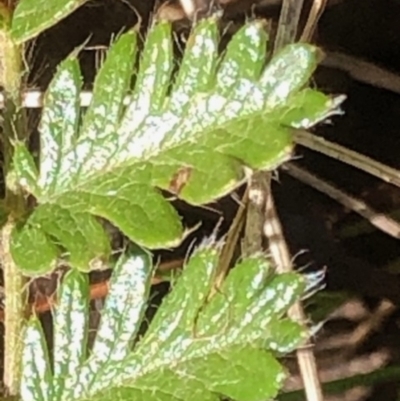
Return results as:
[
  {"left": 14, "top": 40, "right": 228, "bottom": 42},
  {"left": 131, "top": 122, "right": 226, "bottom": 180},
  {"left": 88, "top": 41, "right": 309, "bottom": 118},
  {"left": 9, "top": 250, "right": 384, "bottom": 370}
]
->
[
  {"left": 0, "top": 4, "right": 28, "bottom": 396},
  {"left": 1, "top": 218, "right": 26, "bottom": 396},
  {"left": 270, "top": 2, "right": 324, "bottom": 401}
]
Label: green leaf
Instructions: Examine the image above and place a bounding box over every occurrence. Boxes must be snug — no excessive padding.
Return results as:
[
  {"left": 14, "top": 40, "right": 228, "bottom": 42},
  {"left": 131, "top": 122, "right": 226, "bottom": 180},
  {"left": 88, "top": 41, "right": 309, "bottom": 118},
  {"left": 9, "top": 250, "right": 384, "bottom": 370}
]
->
[
  {"left": 11, "top": 222, "right": 58, "bottom": 275},
  {"left": 30, "top": 205, "right": 111, "bottom": 271},
  {"left": 21, "top": 245, "right": 309, "bottom": 401},
  {"left": 82, "top": 246, "right": 152, "bottom": 389},
  {"left": 12, "top": 142, "right": 39, "bottom": 194},
  {"left": 260, "top": 43, "right": 320, "bottom": 107},
  {"left": 126, "top": 21, "right": 173, "bottom": 116},
  {"left": 12, "top": 20, "right": 344, "bottom": 274},
  {"left": 279, "top": 88, "right": 346, "bottom": 129},
  {"left": 192, "top": 347, "right": 284, "bottom": 401},
  {"left": 216, "top": 20, "right": 269, "bottom": 93},
  {"left": 38, "top": 56, "right": 82, "bottom": 196},
  {"left": 52, "top": 270, "right": 89, "bottom": 401},
  {"left": 79, "top": 32, "right": 137, "bottom": 141},
  {"left": 11, "top": 31, "right": 136, "bottom": 273},
  {"left": 11, "top": 0, "right": 89, "bottom": 44},
  {"left": 169, "top": 18, "right": 219, "bottom": 111},
  {"left": 263, "top": 318, "right": 306, "bottom": 353},
  {"left": 21, "top": 317, "right": 53, "bottom": 401}
]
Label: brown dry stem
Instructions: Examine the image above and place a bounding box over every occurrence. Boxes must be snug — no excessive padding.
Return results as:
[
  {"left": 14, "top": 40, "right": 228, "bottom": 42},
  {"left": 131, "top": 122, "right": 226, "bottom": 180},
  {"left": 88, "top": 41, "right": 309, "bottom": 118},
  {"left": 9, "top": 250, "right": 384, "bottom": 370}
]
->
[
  {"left": 284, "top": 162, "right": 400, "bottom": 239},
  {"left": 294, "top": 130, "right": 400, "bottom": 188}
]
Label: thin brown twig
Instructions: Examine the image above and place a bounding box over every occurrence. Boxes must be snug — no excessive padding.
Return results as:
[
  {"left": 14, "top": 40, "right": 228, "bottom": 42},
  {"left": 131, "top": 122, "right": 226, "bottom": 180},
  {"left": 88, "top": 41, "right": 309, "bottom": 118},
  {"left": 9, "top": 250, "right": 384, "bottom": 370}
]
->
[
  {"left": 300, "top": 0, "right": 327, "bottom": 41},
  {"left": 294, "top": 130, "right": 400, "bottom": 188},
  {"left": 322, "top": 51, "right": 400, "bottom": 95},
  {"left": 264, "top": 195, "right": 324, "bottom": 401},
  {"left": 273, "top": 0, "right": 304, "bottom": 52},
  {"left": 211, "top": 188, "right": 248, "bottom": 297},
  {"left": 266, "top": 2, "right": 324, "bottom": 401},
  {"left": 317, "top": 299, "right": 398, "bottom": 352},
  {"left": 242, "top": 173, "right": 270, "bottom": 257},
  {"left": 243, "top": 171, "right": 323, "bottom": 400},
  {"left": 321, "top": 299, "right": 396, "bottom": 355},
  {"left": 284, "top": 162, "right": 400, "bottom": 239}
]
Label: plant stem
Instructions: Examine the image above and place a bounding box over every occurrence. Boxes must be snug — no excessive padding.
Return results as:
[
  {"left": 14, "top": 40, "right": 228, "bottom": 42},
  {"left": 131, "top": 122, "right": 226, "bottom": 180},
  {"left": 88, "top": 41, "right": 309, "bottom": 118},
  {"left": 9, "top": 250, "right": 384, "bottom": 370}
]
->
[
  {"left": 279, "top": 365, "right": 400, "bottom": 401},
  {"left": 242, "top": 173, "right": 270, "bottom": 257},
  {"left": 0, "top": 4, "right": 28, "bottom": 396},
  {"left": 274, "top": 0, "right": 304, "bottom": 52},
  {"left": 284, "top": 162, "right": 400, "bottom": 240},
  {"left": 0, "top": 218, "right": 26, "bottom": 397},
  {"left": 270, "top": 2, "right": 324, "bottom": 401}
]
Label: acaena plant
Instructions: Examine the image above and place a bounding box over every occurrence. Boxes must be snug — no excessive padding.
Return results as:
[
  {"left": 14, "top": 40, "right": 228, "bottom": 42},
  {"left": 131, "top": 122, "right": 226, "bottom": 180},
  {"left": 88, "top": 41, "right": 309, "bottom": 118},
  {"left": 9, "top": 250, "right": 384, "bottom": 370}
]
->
[{"left": 0, "top": 1, "right": 344, "bottom": 399}]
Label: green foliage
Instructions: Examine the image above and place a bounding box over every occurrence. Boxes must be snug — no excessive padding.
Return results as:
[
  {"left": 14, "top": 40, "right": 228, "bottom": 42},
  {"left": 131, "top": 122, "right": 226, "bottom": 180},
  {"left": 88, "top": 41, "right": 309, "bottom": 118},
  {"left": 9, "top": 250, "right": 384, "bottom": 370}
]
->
[
  {"left": 21, "top": 244, "right": 311, "bottom": 401},
  {"left": 11, "top": 0, "right": 89, "bottom": 43},
  {"left": 1, "top": 2, "right": 349, "bottom": 400},
  {"left": 10, "top": 18, "right": 343, "bottom": 275}
]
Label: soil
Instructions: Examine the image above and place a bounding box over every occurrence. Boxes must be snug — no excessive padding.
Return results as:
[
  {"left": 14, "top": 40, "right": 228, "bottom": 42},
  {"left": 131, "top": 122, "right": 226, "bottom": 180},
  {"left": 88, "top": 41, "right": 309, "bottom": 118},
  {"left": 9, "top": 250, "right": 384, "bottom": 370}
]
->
[{"left": 4, "top": 0, "right": 400, "bottom": 400}]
